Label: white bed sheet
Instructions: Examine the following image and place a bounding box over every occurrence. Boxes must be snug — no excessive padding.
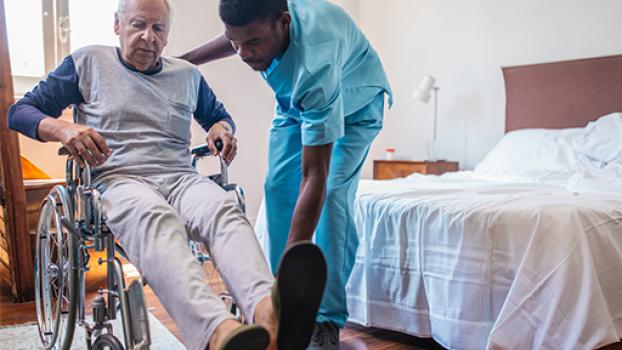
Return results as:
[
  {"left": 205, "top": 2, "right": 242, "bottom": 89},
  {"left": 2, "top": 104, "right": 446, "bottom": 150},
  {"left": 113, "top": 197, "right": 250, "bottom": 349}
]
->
[{"left": 346, "top": 172, "right": 622, "bottom": 350}]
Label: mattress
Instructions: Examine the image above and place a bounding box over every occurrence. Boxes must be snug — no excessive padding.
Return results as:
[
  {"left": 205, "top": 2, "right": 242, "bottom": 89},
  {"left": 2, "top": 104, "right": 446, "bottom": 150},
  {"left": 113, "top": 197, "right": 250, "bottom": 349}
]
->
[{"left": 345, "top": 171, "right": 622, "bottom": 350}]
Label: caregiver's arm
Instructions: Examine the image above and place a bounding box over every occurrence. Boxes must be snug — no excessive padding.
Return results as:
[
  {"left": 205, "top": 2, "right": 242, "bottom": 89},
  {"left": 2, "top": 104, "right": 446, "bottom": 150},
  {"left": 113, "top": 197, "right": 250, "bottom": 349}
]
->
[
  {"left": 287, "top": 143, "right": 333, "bottom": 245},
  {"left": 180, "top": 34, "right": 236, "bottom": 65}
]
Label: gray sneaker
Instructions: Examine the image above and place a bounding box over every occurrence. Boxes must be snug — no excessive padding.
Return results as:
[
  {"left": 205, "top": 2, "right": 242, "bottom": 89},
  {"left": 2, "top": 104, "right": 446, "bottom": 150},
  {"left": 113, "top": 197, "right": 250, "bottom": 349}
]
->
[{"left": 306, "top": 322, "right": 340, "bottom": 350}]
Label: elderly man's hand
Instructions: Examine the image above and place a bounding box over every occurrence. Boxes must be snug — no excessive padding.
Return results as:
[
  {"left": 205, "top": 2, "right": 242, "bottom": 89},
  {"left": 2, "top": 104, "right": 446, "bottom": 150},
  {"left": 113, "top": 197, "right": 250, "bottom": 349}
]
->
[
  {"left": 206, "top": 121, "right": 237, "bottom": 164},
  {"left": 42, "top": 118, "right": 112, "bottom": 168}
]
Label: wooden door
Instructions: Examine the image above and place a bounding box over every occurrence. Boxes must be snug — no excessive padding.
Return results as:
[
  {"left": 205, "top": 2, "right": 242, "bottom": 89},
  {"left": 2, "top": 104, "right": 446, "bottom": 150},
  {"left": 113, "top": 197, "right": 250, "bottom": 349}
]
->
[{"left": 0, "top": 0, "right": 34, "bottom": 302}]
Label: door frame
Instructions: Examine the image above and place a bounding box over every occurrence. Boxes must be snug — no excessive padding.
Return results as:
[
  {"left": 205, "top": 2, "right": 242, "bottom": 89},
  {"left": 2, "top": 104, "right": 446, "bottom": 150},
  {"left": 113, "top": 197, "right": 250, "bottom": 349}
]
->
[{"left": 0, "top": 0, "right": 34, "bottom": 302}]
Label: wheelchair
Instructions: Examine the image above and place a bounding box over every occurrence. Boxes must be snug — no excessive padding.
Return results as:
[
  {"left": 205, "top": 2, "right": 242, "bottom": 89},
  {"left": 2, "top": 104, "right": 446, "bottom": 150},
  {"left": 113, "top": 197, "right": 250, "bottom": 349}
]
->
[{"left": 34, "top": 139, "right": 244, "bottom": 350}]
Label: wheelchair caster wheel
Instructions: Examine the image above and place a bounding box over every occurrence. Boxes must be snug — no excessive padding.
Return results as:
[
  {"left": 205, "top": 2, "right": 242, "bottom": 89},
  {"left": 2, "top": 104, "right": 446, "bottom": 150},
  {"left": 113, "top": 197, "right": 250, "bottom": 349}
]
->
[{"left": 92, "top": 333, "right": 124, "bottom": 350}]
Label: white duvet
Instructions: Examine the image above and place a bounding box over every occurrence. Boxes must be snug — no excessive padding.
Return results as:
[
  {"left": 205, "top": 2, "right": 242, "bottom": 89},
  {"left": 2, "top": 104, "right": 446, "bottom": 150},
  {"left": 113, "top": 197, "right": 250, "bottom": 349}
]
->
[
  {"left": 346, "top": 171, "right": 622, "bottom": 350},
  {"left": 567, "top": 161, "right": 622, "bottom": 195}
]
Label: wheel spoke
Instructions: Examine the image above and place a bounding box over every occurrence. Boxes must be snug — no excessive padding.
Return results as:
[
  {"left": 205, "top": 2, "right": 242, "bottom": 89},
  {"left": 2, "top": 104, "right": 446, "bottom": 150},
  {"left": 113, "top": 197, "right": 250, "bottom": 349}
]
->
[
  {"left": 62, "top": 295, "right": 71, "bottom": 312},
  {"left": 50, "top": 231, "right": 58, "bottom": 247},
  {"left": 51, "top": 281, "right": 60, "bottom": 297}
]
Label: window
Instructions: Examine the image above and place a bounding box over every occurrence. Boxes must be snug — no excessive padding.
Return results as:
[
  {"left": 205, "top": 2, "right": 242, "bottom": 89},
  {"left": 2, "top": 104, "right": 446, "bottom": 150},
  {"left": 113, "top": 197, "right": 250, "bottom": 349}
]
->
[
  {"left": 68, "top": 0, "right": 118, "bottom": 50},
  {"left": 5, "top": 0, "right": 46, "bottom": 78},
  {"left": 6, "top": 0, "right": 118, "bottom": 96}
]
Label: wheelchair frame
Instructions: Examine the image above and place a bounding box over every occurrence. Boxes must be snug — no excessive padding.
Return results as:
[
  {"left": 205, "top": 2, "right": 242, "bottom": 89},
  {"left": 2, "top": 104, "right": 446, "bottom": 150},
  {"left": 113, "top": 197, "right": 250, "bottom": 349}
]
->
[{"left": 34, "top": 141, "right": 244, "bottom": 350}]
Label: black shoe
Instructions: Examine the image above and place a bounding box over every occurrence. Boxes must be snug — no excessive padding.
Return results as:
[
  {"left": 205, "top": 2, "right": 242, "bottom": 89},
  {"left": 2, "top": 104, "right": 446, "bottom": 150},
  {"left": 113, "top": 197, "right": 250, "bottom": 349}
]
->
[
  {"left": 273, "top": 242, "right": 328, "bottom": 350},
  {"left": 218, "top": 324, "right": 270, "bottom": 350},
  {"left": 307, "top": 322, "right": 339, "bottom": 350}
]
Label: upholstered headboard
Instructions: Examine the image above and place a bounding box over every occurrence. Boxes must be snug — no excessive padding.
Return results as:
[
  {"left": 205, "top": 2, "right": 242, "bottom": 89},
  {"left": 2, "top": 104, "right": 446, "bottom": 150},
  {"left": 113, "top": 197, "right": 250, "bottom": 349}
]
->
[{"left": 503, "top": 55, "right": 622, "bottom": 132}]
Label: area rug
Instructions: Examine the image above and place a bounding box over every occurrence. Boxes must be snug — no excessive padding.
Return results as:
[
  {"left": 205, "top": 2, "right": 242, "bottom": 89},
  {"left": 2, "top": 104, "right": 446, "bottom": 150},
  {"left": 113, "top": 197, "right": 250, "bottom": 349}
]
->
[{"left": 0, "top": 313, "right": 185, "bottom": 349}]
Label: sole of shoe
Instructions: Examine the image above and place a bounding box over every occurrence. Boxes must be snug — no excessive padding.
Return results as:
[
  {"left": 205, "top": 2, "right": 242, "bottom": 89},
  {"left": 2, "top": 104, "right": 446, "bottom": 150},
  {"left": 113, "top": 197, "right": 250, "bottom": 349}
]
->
[{"left": 276, "top": 242, "right": 328, "bottom": 350}]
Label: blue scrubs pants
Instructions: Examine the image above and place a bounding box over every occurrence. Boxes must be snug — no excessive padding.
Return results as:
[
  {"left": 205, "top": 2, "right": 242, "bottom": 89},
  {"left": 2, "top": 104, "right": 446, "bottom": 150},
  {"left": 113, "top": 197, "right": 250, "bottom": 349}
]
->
[{"left": 264, "top": 94, "right": 384, "bottom": 327}]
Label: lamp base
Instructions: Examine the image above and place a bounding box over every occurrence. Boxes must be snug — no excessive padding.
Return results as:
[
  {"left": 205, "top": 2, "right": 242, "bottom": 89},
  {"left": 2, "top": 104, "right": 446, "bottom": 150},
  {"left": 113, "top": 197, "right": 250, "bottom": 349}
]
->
[{"left": 426, "top": 139, "right": 441, "bottom": 162}]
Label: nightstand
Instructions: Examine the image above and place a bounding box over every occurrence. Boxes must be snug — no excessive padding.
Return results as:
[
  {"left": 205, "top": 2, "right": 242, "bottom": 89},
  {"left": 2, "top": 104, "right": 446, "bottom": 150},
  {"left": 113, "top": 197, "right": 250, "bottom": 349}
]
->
[{"left": 373, "top": 160, "right": 459, "bottom": 180}]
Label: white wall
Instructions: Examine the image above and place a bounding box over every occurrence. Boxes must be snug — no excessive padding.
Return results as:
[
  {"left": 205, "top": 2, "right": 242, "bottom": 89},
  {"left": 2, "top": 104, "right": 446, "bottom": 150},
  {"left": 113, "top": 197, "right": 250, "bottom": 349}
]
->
[
  {"left": 358, "top": 0, "right": 622, "bottom": 170},
  {"left": 330, "top": 0, "right": 359, "bottom": 18}
]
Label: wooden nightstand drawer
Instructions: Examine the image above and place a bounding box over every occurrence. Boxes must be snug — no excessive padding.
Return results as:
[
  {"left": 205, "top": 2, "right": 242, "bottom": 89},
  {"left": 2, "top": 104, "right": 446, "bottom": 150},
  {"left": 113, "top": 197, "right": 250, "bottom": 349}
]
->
[{"left": 373, "top": 160, "right": 459, "bottom": 180}]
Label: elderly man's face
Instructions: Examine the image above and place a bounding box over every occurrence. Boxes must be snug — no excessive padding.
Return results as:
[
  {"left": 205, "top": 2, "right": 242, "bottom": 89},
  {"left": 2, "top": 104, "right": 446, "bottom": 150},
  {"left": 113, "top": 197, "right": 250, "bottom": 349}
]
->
[{"left": 114, "top": 0, "right": 170, "bottom": 72}]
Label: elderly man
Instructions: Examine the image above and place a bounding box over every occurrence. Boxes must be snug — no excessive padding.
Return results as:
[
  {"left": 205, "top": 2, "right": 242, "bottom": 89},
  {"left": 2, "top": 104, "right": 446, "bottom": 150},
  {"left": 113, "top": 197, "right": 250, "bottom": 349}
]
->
[{"left": 7, "top": 0, "right": 326, "bottom": 349}]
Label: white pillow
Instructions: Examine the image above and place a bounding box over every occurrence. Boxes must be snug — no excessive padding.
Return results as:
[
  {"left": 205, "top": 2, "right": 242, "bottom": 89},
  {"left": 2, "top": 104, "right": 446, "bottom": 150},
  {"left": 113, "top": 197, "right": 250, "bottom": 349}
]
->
[
  {"left": 475, "top": 128, "right": 598, "bottom": 174},
  {"left": 571, "top": 112, "right": 622, "bottom": 163}
]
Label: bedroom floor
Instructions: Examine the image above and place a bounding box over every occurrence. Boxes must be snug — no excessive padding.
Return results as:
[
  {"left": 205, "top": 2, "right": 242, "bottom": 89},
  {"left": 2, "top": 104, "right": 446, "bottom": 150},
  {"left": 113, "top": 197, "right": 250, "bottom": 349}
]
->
[
  {"left": 0, "top": 262, "right": 439, "bottom": 350},
  {"left": 2, "top": 288, "right": 621, "bottom": 350}
]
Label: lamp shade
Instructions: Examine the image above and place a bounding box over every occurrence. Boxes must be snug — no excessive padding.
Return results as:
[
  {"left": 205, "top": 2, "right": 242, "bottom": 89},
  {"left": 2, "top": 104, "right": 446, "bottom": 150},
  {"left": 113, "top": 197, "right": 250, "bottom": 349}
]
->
[{"left": 412, "top": 74, "right": 436, "bottom": 103}]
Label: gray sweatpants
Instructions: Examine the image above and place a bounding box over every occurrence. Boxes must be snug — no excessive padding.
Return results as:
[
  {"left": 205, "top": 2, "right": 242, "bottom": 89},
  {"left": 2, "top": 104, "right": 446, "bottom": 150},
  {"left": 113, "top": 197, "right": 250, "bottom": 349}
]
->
[{"left": 96, "top": 171, "right": 274, "bottom": 350}]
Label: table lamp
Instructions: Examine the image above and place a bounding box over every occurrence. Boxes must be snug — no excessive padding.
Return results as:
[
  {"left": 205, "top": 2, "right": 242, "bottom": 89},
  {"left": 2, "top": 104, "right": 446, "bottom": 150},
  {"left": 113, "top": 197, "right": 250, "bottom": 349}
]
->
[{"left": 413, "top": 75, "right": 440, "bottom": 161}]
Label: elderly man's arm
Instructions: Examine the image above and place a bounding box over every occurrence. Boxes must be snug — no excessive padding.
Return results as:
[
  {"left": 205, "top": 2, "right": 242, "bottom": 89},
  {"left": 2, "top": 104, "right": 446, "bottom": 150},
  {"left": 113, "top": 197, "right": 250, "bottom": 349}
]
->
[
  {"left": 180, "top": 34, "right": 236, "bottom": 65},
  {"left": 8, "top": 56, "right": 111, "bottom": 167},
  {"left": 194, "top": 76, "right": 237, "bottom": 164}
]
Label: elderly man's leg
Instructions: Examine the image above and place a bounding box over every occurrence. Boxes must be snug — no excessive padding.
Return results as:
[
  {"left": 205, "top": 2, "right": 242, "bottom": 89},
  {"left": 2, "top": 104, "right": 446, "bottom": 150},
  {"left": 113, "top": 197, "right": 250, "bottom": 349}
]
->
[
  {"left": 168, "top": 172, "right": 328, "bottom": 350},
  {"left": 167, "top": 173, "right": 276, "bottom": 339},
  {"left": 99, "top": 175, "right": 258, "bottom": 350}
]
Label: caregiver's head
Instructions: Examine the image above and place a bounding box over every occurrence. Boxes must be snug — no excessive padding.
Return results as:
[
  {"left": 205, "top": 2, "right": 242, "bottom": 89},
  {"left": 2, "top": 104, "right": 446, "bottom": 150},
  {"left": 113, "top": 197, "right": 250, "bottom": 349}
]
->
[
  {"left": 220, "top": 0, "right": 290, "bottom": 71},
  {"left": 115, "top": 0, "right": 174, "bottom": 72}
]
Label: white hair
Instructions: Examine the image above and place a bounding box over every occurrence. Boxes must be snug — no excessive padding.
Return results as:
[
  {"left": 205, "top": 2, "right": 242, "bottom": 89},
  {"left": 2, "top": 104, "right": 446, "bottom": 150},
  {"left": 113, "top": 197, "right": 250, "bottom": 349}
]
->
[{"left": 116, "top": 0, "right": 175, "bottom": 25}]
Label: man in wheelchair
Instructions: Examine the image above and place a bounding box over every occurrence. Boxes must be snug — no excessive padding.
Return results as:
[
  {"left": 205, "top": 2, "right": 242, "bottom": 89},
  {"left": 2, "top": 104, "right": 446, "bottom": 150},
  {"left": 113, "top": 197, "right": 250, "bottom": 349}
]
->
[{"left": 7, "top": 0, "right": 327, "bottom": 349}]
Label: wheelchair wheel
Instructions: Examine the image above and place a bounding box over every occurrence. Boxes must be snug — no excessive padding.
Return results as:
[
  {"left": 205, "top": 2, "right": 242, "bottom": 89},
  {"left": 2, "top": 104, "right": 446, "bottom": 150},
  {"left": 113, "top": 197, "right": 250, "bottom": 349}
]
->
[
  {"left": 92, "top": 333, "right": 124, "bottom": 350},
  {"left": 34, "top": 190, "right": 78, "bottom": 350}
]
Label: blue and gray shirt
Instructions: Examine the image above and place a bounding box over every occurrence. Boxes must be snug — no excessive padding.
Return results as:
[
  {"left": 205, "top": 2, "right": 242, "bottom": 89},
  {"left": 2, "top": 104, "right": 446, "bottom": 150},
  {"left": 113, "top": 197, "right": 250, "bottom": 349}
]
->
[{"left": 8, "top": 45, "right": 234, "bottom": 178}]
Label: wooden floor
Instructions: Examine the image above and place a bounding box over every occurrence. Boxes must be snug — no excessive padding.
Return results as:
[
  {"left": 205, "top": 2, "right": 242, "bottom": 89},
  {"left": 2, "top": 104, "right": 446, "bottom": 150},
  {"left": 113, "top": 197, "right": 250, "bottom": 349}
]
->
[
  {"left": 3, "top": 262, "right": 621, "bottom": 350},
  {"left": 0, "top": 262, "right": 438, "bottom": 349},
  {"left": 4, "top": 288, "right": 622, "bottom": 350}
]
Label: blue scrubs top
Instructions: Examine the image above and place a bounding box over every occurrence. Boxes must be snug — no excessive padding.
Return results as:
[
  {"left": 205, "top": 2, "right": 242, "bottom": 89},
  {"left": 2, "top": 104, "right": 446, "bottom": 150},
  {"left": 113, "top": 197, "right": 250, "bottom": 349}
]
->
[{"left": 262, "top": 0, "right": 393, "bottom": 146}]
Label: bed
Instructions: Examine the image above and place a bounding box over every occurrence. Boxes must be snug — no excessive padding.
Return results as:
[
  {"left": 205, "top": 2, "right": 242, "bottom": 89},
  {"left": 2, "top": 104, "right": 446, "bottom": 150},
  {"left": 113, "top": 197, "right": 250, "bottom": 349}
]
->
[{"left": 343, "top": 55, "right": 622, "bottom": 350}]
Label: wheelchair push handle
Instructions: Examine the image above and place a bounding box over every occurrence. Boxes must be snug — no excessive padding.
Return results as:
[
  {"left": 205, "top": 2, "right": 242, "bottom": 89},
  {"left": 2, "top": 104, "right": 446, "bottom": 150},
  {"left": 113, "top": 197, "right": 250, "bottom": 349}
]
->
[{"left": 191, "top": 140, "right": 223, "bottom": 157}]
